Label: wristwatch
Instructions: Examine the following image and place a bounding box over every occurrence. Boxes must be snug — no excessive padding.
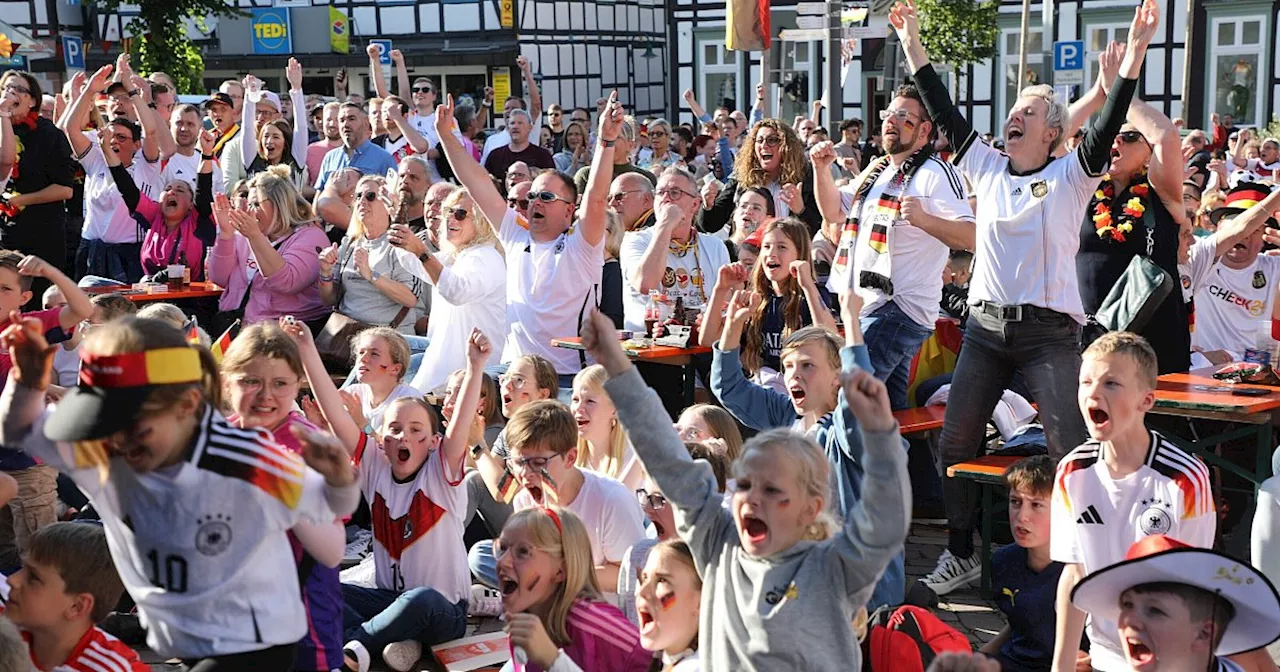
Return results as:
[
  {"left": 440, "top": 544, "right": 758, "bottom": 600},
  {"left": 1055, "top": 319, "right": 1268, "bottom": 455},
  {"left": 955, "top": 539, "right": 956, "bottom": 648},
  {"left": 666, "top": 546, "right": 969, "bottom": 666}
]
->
[
  {"left": 369, "top": 271, "right": 382, "bottom": 283},
  {"left": 470, "top": 443, "right": 486, "bottom": 460},
  {"left": 600, "top": 139, "right": 616, "bottom": 148},
  {"left": 128, "top": 89, "right": 141, "bottom": 97}
]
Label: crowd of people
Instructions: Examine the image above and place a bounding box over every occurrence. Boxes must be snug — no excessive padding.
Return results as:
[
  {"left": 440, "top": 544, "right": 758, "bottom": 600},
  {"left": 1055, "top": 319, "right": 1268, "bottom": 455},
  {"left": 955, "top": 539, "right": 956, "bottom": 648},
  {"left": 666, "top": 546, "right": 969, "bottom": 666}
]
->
[{"left": 0, "top": 1, "right": 1279, "bottom": 671}]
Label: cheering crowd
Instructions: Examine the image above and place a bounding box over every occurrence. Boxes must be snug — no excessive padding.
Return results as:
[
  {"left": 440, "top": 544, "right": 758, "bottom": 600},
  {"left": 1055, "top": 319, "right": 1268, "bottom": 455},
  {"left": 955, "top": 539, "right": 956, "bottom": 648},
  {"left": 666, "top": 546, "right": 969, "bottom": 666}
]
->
[{"left": 0, "top": 0, "right": 1278, "bottom": 671}]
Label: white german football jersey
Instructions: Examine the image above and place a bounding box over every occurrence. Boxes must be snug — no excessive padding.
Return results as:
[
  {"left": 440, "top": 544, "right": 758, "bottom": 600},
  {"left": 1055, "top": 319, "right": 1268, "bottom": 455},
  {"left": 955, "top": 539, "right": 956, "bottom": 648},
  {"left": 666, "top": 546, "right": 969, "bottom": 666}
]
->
[
  {"left": 1050, "top": 430, "right": 1216, "bottom": 672},
  {"left": 18, "top": 404, "right": 341, "bottom": 659},
  {"left": 354, "top": 433, "right": 470, "bottom": 605}
]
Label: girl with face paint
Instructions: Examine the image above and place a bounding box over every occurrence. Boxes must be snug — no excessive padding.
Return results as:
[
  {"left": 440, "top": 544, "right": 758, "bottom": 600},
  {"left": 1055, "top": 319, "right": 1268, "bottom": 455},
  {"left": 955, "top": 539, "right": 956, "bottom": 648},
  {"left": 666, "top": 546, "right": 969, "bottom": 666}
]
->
[
  {"left": 496, "top": 507, "right": 652, "bottom": 672},
  {"left": 635, "top": 540, "right": 702, "bottom": 671}
]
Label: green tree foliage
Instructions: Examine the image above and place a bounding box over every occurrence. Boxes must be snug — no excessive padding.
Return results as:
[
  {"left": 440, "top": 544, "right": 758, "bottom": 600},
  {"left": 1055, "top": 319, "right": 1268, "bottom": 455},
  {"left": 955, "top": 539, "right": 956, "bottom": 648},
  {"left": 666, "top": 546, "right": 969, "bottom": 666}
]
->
[
  {"left": 915, "top": 0, "right": 999, "bottom": 71},
  {"left": 90, "top": 0, "right": 244, "bottom": 94}
]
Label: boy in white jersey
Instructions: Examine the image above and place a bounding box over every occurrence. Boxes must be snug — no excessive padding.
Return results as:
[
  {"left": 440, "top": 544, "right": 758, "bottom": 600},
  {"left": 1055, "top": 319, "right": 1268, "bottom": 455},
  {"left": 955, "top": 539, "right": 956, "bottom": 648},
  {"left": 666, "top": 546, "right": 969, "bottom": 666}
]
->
[
  {"left": 1051, "top": 332, "right": 1215, "bottom": 672},
  {"left": 1072, "top": 534, "right": 1280, "bottom": 672}
]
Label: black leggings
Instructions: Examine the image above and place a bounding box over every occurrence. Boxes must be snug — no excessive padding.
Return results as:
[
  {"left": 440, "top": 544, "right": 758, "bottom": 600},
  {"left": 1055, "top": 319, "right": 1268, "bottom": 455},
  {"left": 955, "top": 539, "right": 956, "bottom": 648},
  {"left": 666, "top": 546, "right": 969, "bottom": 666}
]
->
[{"left": 181, "top": 643, "right": 296, "bottom": 671}]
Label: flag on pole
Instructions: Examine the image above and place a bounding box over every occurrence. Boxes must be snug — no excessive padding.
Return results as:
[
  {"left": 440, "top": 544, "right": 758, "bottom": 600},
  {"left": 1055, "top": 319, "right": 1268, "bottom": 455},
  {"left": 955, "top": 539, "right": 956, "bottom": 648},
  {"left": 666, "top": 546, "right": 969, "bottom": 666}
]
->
[
  {"left": 209, "top": 320, "right": 238, "bottom": 364},
  {"left": 726, "top": 0, "right": 771, "bottom": 51}
]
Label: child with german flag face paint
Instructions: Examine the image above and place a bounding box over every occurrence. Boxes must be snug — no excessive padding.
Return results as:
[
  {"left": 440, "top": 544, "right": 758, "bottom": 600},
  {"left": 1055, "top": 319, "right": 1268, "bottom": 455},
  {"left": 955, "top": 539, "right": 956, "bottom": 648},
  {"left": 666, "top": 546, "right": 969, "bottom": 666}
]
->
[
  {"left": 634, "top": 540, "right": 702, "bottom": 671},
  {"left": 0, "top": 314, "right": 360, "bottom": 667}
]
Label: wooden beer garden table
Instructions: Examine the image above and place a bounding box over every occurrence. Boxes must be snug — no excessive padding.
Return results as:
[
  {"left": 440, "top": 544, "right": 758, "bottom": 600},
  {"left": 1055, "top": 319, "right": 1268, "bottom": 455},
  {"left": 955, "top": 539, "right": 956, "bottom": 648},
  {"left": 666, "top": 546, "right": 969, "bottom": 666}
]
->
[
  {"left": 1153, "top": 368, "right": 1280, "bottom": 490},
  {"left": 83, "top": 281, "right": 224, "bottom": 303},
  {"left": 551, "top": 337, "right": 711, "bottom": 406}
]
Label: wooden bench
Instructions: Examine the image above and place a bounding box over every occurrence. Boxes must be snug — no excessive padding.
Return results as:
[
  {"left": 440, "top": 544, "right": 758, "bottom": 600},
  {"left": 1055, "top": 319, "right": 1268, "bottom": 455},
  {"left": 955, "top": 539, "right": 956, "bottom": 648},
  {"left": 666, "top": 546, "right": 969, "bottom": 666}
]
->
[
  {"left": 946, "top": 454, "right": 1022, "bottom": 592},
  {"left": 895, "top": 405, "right": 947, "bottom": 437}
]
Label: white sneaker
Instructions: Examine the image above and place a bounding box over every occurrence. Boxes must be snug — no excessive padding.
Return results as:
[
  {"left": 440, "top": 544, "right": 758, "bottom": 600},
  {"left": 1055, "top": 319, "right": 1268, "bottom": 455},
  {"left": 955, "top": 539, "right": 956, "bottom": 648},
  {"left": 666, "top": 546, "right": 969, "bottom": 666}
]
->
[
  {"left": 343, "top": 641, "right": 371, "bottom": 672},
  {"left": 919, "top": 549, "right": 981, "bottom": 595},
  {"left": 468, "top": 583, "right": 504, "bottom": 617},
  {"left": 382, "top": 639, "right": 423, "bottom": 672},
  {"left": 343, "top": 529, "right": 372, "bottom": 564}
]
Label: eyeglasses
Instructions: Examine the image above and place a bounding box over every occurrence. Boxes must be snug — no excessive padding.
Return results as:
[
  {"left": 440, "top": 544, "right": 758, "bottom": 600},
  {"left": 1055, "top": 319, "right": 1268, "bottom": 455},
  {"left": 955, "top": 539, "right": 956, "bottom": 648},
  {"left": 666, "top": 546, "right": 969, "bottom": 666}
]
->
[
  {"left": 636, "top": 489, "right": 668, "bottom": 510},
  {"left": 246, "top": 200, "right": 262, "bottom": 210},
  {"left": 530, "top": 190, "right": 574, "bottom": 205},
  {"left": 571, "top": 116, "right": 589, "bottom": 124},
  {"left": 674, "top": 424, "right": 707, "bottom": 441},
  {"left": 1117, "top": 130, "right": 1147, "bottom": 145},
  {"left": 879, "top": 108, "right": 922, "bottom": 122},
  {"left": 758, "top": 135, "right": 783, "bottom": 147},
  {"left": 506, "top": 454, "right": 561, "bottom": 472},
  {"left": 607, "top": 190, "right": 643, "bottom": 204},
  {"left": 499, "top": 373, "right": 529, "bottom": 389},
  {"left": 445, "top": 206, "right": 469, "bottom": 221},
  {"left": 231, "top": 376, "right": 300, "bottom": 394},
  {"left": 507, "top": 197, "right": 530, "bottom": 210},
  {"left": 357, "top": 191, "right": 380, "bottom": 202},
  {"left": 412, "top": 86, "right": 434, "bottom": 94},
  {"left": 3, "top": 84, "right": 30, "bottom": 96},
  {"left": 649, "top": 130, "right": 668, "bottom": 139},
  {"left": 655, "top": 188, "right": 697, "bottom": 200},
  {"left": 548, "top": 111, "right": 562, "bottom": 117}
]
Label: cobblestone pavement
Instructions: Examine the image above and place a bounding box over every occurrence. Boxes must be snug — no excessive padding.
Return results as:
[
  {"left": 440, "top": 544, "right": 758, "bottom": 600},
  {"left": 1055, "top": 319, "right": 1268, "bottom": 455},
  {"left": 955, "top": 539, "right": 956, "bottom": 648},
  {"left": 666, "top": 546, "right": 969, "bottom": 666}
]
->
[{"left": 144, "top": 522, "right": 1008, "bottom": 670}]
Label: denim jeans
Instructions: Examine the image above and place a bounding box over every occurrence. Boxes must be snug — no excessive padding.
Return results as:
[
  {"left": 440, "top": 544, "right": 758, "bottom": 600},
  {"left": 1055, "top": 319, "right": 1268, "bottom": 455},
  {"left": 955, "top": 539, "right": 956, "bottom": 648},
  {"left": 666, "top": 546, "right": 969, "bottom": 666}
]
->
[
  {"left": 861, "top": 301, "right": 934, "bottom": 411},
  {"left": 939, "top": 306, "right": 1088, "bottom": 557},
  {"left": 467, "top": 539, "right": 500, "bottom": 589},
  {"left": 341, "top": 585, "right": 467, "bottom": 650}
]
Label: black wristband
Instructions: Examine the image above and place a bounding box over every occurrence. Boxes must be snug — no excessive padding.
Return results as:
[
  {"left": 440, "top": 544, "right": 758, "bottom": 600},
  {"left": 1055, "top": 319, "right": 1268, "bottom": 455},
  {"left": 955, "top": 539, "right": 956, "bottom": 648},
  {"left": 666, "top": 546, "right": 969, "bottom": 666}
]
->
[
  {"left": 600, "top": 139, "right": 616, "bottom": 148},
  {"left": 470, "top": 443, "right": 485, "bottom": 459},
  {"left": 201, "top": 154, "right": 214, "bottom": 161}
]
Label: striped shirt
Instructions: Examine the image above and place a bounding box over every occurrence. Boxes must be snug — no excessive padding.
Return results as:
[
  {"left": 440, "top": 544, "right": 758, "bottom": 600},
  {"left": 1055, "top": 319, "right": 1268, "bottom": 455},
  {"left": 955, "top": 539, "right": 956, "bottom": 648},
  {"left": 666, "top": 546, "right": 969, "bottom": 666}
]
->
[
  {"left": 23, "top": 626, "right": 148, "bottom": 671},
  {"left": 513, "top": 600, "right": 652, "bottom": 672},
  {"left": 1050, "top": 430, "right": 1216, "bottom": 671}
]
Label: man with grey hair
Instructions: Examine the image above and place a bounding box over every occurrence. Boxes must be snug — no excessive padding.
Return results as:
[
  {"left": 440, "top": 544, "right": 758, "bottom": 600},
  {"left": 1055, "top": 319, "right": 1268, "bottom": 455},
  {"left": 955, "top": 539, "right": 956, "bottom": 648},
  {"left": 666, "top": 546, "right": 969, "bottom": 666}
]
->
[
  {"left": 574, "top": 115, "right": 656, "bottom": 193},
  {"left": 890, "top": 0, "right": 1159, "bottom": 601},
  {"left": 608, "top": 172, "right": 656, "bottom": 231},
  {"left": 483, "top": 108, "right": 554, "bottom": 182}
]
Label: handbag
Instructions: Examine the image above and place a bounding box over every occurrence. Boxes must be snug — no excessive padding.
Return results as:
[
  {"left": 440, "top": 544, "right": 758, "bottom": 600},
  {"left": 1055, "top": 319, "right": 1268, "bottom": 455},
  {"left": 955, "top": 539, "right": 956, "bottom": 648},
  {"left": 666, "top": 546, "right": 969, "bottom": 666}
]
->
[
  {"left": 314, "top": 241, "right": 411, "bottom": 368},
  {"left": 1094, "top": 204, "right": 1174, "bottom": 333}
]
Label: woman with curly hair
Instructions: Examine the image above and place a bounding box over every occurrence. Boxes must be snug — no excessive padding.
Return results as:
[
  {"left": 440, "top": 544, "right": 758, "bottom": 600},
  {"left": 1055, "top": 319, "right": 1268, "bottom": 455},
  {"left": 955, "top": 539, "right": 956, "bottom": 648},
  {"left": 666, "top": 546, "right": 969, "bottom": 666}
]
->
[{"left": 697, "top": 119, "right": 822, "bottom": 237}]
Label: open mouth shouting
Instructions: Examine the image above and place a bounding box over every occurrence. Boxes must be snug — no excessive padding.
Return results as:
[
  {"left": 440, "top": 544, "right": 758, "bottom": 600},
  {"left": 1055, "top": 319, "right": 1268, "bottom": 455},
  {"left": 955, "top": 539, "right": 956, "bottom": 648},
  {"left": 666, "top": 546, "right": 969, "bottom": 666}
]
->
[
  {"left": 787, "top": 383, "right": 808, "bottom": 410},
  {"left": 1123, "top": 634, "right": 1156, "bottom": 669},
  {"left": 1007, "top": 126, "right": 1025, "bottom": 142},
  {"left": 1085, "top": 405, "right": 1111, "bottom": 432},
  {"left": 739, "top": 513, "right": 769, "bottom": 546}
]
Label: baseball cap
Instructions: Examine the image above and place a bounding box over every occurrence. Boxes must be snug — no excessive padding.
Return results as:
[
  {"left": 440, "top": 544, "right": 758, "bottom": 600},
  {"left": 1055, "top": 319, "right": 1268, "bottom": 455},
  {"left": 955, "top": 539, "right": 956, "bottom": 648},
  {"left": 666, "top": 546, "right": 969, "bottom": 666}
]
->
[
  {"left": 253, "top": 90, "right": 282, "bottom": 112},
  {"left": 44, "top": 347, "right": 206, "bottom": 442},
  {"left": 202, "top": 92, "right": 235, "bottom": 110},
  {"left": 104, "top": 81, "right": 128, "bottom": 96}
]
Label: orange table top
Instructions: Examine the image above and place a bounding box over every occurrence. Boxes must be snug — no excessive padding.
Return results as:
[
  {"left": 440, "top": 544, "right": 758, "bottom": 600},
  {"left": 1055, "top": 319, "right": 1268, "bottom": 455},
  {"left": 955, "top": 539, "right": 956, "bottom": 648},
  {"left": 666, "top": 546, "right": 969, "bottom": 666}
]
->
[
  {"left": 1155, "top": 368, "right": 1280, "bottom": 416},
  {"left": 946, "top": 454, "right": 1021, "bottom": 481},
  {"left": 84, "top": 282, "right": 223, "bottom": 303},
  {"left": 551, "top": 337, "right": 711, "bottom": 361},
  {"left": 895, "top": 405, "right": 947, "bottom": 435}
]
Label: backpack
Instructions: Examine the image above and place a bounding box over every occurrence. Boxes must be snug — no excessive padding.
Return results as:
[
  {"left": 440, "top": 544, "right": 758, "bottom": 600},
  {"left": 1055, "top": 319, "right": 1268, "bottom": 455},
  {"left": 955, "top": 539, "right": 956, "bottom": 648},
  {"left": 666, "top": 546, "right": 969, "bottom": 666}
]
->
[{"left": 862, "top": 605, "right": 972, "bottom": 672}]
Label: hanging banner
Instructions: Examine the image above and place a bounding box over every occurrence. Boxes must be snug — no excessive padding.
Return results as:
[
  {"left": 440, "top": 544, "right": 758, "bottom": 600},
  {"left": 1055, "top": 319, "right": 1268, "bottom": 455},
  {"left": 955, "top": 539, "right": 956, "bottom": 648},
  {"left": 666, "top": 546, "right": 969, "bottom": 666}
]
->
[{"left": 329, "top": 7, "right": 349, "bottom": 54}]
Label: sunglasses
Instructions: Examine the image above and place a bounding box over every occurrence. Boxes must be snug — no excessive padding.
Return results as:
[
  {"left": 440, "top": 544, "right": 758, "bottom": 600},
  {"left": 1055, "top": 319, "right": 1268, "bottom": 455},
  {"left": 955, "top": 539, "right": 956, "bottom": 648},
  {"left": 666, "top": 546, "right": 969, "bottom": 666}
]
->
[
  {"left": 758, "top": 135, "right": 783, "bottom": 147},
  {"left": 507, "top": 197, "right": 531, "bottom": 210},
  {"left": 412, "top": 86, "right": 434, "bottom": 94},
  {"left": 529, "top": 190, "right": 573, "bottom": 205},
  {"left": 357, "top": 191, "right": 381, "bottom": 202},
  {"left": 607, "top": 190, "right": 642, "bottom": 203},
  {"left": 1117, "top": 130, "right": 1147, "bottom": 144},
  {"left": 445, "top": 206, "right": 469, "bottom": 221},
  {"left": 636, "top": 489, "right": 668, "bottom": 510}
]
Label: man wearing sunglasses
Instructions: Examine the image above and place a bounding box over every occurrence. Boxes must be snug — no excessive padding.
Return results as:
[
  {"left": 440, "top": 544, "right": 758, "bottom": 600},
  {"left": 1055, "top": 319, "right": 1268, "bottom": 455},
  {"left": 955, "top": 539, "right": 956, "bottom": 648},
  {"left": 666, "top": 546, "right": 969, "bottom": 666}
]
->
[
  {"left": 434, "top": 91, "right": 619, "bottom": 378},
  {"left": 607, "top": 173, "right": 656, "bottom": 232}
]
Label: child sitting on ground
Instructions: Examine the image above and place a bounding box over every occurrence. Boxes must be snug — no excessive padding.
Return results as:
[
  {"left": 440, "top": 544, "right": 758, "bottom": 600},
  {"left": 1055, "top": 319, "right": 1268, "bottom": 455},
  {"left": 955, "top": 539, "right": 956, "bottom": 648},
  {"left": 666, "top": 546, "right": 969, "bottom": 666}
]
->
[
  {"left": 982, "top": 455, "right": 1087, "bottom": 672},
  {"left": 1051, "top": 332, "right": 1216, "bottom": 672},
  {"left": 6, "top": 522, "right": 147, "bottom": 670},
  {"left": 582, "top": 308, "right": 910, "bottom": 670},
  {"left": 341, "top": 327, "right": 420, "bottom": 435}
]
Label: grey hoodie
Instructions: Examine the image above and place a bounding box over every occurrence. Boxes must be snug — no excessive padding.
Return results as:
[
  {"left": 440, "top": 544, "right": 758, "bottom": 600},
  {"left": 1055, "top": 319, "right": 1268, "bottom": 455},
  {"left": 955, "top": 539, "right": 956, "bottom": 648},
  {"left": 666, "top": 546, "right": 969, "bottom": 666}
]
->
[{"left": 605, "top": 366, "right": 910, "bottom": 671}]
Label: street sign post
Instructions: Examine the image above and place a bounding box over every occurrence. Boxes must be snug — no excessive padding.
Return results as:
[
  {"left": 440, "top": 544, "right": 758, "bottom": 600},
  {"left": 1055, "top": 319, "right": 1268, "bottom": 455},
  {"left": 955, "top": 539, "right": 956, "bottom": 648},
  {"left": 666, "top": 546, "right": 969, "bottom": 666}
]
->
[
  {"left": 1053, "top": 40, "right": 1084, "bottom": 86},
  {"left": 61, "top": 35, "right": 83, "bottom": 71}
]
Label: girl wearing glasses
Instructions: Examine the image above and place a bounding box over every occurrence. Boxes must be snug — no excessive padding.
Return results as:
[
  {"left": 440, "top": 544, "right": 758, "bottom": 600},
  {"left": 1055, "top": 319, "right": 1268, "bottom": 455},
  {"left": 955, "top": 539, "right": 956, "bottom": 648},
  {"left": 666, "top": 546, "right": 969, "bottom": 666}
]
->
[
  {"left": 317, "top": 174, "right": 429, "bottom": 335},
  {"left": 208, "top": 166, "right": 331, "bottom": 330},
  {"left": 699, "top": 119, "right": 822, "bottom": 238},
  {"left": 409, "top": 187, "right": 507, "bottom": 394}
]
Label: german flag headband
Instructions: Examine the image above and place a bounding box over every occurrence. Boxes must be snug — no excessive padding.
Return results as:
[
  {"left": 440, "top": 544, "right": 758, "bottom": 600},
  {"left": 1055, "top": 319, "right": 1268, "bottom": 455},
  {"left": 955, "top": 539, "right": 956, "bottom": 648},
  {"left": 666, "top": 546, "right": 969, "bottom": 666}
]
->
[
  {"left": 79, "top": 348, "right": 204, "bottom": 388},
  {"left": 1224, "top": 186, "right": 1271, "bottom": 211}
]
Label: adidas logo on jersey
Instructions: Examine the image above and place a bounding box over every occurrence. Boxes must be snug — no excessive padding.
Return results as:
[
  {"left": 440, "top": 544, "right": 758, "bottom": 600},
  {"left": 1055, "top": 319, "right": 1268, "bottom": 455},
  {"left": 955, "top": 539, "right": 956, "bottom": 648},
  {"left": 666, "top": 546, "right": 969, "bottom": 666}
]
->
[{"left": 1076, "top": 505, "right": 1104, "bottom": 525}]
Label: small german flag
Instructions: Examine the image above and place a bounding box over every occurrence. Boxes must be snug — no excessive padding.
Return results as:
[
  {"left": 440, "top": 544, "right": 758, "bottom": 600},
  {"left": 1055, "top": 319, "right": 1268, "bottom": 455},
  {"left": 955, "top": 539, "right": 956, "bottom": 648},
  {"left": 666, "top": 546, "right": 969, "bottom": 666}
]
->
[
  {"left": 496, "top": 467, "right": 520, "bottom": 504},
  {"left": 209, "top": 320, "right": 239, "bottom": 364},
  {"left": 182, "top": 316, "right": 200, "bottom": 345}
]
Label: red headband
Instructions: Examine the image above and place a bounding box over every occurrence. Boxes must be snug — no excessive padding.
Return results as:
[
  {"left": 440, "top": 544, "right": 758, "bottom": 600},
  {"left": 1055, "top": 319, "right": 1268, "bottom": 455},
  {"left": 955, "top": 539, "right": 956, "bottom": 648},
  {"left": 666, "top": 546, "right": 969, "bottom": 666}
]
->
[
  {"left": 79, "top": 348, "right": 204, "bottom": 389},
  {"left": 543, "top": 507, "right": 563, "bottom": 535}
]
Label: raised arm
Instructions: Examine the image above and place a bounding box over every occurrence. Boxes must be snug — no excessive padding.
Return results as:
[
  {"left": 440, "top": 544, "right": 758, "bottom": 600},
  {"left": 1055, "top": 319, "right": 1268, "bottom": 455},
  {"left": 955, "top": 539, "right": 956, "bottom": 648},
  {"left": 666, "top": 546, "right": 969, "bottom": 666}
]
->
[
  {"left": 793, "top": 261, "right": 837, "bottom": 332},
  {"left": 579, "top": 90, "right": 623, "bottom": 247},
  {"left": 281, "top": 317, "right": 363, "bottom": 453},
  {"left": 0, "top": 91, "right": 17, "bottom": 185},
  {"left": 1078, "top": 0, "right": 1159, "bottom": 175},
  {"left": 809, "top": 140, "right": 848, "bottom": 243},
  {"left": 433, "top": 95, "right": 508, "bottom": 226},
  {"left": 240, "top": 75, "right": 263, "bottom": 170},
  {"left": 1128, "top": 99, "right": 1184, "bottom": 216},
  {"left": 682, "top": 89, "right": 711, "bottom": 123},
  {"left": 367, "top": 44, "right": 390, "bottom": 99},
  {"left": 389, "top": 105, "right": 429, "bottom": 155},
  {"left": 444, "top": 330, "right": 492, "bottom": 476},
  {"left": 889, "top": 1, "right": 973, "bottom": 153},
  {"left": 59, "top": 65, "right": 113, "bottom": 157},
  {"left": 517, "top": 56, "right": 542, "bottom": 121},
  {"left": 286, "top": 58, "right": 308, "bottom": 168},
  {"left": 390, "top": 50, "right": 410, "bottom": 97},
  {"left": 1060, "top": 43, "right": 1122, "bottom": 156}
]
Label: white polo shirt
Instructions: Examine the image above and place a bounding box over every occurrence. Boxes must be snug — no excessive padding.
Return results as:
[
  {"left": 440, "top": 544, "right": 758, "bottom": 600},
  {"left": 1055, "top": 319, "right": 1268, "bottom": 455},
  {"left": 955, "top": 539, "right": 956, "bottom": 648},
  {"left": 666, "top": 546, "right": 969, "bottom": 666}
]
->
[
  {"left": 830, "top": 154, "right": 974, "bottom": 328},
  {"left": 954, "top": 139, "right": 1103, "bottom": 323},
  {"left": 78, "top": 142, "right": 163, "bottom": 245},
  {"left": 497, "top": 208, "right": 604, "bottom": 374}
]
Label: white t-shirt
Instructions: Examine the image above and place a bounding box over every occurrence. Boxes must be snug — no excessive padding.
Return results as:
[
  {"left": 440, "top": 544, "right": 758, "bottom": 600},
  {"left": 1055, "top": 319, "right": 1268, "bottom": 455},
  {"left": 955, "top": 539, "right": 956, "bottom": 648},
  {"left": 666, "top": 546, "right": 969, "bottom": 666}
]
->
[
  {"left": 1050, "top": 432, "right": 1216, "bottom": 672},
  {"left": 829, "top": 155, "right": 974, "bottom": 327},
  {"left": 1179, "top": 236, "right": 1219, "bottom": 304},
  {"left": 52, "top": 343, "right": 79, "bottom": 388},
  {"left": 408, "top": 113, "right": 465, "bottom": 184},
  {"left": 78, "top": 144, "right": 164, "bottom": 244},
  {"left": 954, "top": 139, "right": 1103, "bottom": 323},
  {"left": 497, "top": 208, "right": 605, "bottom": 375},
  {"left": 412, "top": 244, "right": 508, "bottom": 395},
  {"left": 1190, "top": 254, "right": 1280, "bottom": 360},
  {"left": 354, "top": 433, "right": 469, "bottom": 604},
  {"left": 161, "top": 151, "right": 223, "bottom": 192},
  {"left": 619, "top": 228, "right": 730, "bottom": 333},
  {"left": 343, "top": 383, "right": 421, "bottom": 436},
  {"left": 513, "top": 468, "right": 646, "bottom": 567}
]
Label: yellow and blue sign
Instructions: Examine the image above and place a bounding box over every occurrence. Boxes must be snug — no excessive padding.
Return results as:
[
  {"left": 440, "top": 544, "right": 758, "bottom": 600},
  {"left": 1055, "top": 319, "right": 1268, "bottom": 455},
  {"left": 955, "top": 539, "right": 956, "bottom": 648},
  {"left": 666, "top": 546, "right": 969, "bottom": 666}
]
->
[{"left": 250, "top": 8, "right": 292, "bottom": 55}]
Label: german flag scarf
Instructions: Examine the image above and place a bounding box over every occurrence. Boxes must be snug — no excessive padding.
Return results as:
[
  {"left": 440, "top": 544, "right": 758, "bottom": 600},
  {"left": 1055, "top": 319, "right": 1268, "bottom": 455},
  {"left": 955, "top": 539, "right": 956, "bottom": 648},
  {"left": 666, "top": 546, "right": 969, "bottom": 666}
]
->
[{"left": 832, "top": 145, "right": 933, "bottom": 293}]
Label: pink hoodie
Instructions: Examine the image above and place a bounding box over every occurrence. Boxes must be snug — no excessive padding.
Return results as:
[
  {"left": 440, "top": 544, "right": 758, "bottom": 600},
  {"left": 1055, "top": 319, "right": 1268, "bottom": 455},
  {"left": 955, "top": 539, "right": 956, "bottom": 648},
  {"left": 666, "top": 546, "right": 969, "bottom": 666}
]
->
[{"left": 208, "top": 224, "right": 332, "bottom": 324}]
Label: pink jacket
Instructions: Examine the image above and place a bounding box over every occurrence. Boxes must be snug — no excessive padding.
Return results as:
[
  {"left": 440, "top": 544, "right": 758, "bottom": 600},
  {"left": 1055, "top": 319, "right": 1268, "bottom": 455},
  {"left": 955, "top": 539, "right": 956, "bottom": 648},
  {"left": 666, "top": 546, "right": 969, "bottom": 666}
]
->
[{"left": 208, "top": 224, "right": 331, "bottom": 324}]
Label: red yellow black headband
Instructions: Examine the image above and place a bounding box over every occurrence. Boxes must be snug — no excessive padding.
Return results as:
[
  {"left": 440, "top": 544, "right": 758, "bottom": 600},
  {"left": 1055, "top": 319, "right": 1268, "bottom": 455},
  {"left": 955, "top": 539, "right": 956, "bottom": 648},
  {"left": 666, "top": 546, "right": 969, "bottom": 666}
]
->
[
  {"left": 1226, "top": 188, "right": 1270, "bottom": 210},
  {"left": 79, "top": 348, "right": 203, "bottom": 388}
]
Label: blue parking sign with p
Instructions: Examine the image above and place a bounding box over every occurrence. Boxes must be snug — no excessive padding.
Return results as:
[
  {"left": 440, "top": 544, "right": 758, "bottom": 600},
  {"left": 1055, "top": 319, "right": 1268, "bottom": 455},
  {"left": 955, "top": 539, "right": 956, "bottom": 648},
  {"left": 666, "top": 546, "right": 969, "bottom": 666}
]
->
[
  {"left": 370, "top": 40, "right": 393, "bottom": 65},
  {"left": 62, "top": 36, "right": 83, "bottom": 70},
  {"left": 1054, "top": 40, "right": 1084, "bottom": 71}
]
